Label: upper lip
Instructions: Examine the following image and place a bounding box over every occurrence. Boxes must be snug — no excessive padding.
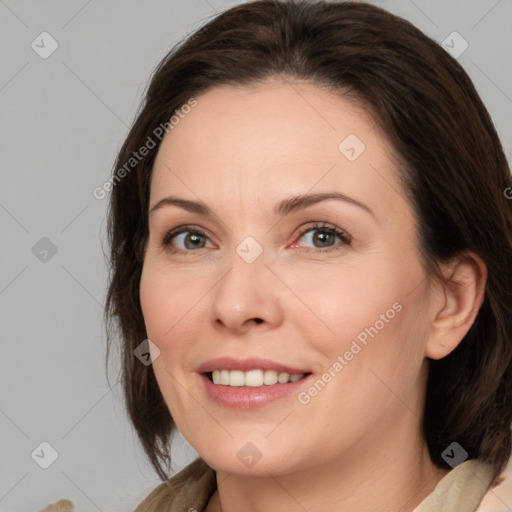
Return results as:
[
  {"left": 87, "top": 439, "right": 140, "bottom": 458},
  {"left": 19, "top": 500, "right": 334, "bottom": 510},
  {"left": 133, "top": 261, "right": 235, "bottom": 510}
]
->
[{"left": 196, "top": 357, "right": 311, "bottom": 375}]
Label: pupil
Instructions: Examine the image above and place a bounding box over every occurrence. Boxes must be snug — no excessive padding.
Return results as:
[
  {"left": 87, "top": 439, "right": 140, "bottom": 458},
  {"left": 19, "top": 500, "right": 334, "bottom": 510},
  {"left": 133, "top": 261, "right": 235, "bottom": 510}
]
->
[
  {"left": 314, "top": 230, "right": 333, "bottom": 247},
  {"left": 185, "top": 233, "right": 204, "bottom": 249}
]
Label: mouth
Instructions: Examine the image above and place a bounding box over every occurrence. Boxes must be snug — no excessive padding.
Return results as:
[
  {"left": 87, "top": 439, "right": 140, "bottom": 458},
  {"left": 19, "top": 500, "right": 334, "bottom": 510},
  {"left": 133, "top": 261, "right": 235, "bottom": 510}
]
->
[
  {"left": 196, "top": 357, "right": 314, "bottom": 408},
  {"left": 204, "top": 369, "right": 313, "bottom": 387}
]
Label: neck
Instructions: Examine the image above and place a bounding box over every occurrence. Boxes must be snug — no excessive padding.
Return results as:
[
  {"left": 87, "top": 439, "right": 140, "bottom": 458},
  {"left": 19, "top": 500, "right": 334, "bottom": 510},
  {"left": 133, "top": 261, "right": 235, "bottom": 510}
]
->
[{"left": 207, "top": 418, "right": 449, "bottom": 512}]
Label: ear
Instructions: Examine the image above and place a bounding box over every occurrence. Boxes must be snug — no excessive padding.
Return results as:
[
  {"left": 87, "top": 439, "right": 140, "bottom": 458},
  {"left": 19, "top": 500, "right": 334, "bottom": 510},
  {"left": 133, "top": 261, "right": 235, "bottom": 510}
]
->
[{"left": 425, "top": 251, "right": 487, "bottom": 360}]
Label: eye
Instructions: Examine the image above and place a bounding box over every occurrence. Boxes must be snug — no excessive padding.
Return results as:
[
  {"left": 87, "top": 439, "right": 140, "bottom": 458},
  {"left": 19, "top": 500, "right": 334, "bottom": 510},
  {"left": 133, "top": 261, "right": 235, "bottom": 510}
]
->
[
  {"left": 162, "top": 225, "right": 213, "bottom": 253},
  {"left": 161, "top": 222, "right": 351, "bottom": 255},
  {"left": 291, "top": 222, "right": 351, "bottom": 252}
]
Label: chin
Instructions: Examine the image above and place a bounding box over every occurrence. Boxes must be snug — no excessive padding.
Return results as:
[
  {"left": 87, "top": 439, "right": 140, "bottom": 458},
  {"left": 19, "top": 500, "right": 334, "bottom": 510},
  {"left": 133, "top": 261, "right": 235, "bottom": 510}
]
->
[{"left": 196, "top": 442, "right": 303, "bottom": 477}]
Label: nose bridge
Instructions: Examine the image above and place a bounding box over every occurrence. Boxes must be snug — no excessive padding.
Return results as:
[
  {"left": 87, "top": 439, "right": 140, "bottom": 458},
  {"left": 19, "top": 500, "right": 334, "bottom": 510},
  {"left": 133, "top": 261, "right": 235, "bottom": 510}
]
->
[{"left": 210, "top": 238, "right": 282, "bottom": 330}]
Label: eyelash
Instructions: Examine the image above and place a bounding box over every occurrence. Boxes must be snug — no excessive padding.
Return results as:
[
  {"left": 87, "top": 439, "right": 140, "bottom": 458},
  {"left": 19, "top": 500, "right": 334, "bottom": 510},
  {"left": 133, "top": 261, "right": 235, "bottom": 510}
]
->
[{"left": 161, "top": 222, "right": 351, "bottom": 255}]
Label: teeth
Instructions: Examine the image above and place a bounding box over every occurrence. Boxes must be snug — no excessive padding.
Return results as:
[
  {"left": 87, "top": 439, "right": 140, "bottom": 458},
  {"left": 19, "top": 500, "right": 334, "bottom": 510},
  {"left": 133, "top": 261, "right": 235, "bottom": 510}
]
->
[
  {"left": 263, "top": 369, "right": 278, "bottom": 385},
  {"left": 211, "top": 369, "right": 305, "bottom": 386}
]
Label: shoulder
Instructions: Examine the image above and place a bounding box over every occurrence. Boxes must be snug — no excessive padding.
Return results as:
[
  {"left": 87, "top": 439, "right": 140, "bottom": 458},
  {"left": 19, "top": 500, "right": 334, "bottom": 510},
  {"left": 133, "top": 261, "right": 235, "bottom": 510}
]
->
[{"left": 133, "top": 457, "right": 216, "bottom": 512}]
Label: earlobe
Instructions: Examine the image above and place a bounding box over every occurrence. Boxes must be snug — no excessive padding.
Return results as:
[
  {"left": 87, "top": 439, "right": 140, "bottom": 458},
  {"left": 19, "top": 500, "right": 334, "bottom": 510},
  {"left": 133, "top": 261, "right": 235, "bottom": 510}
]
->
[{"left": 425, "top": 252, "right": 487, "bottom": 360}]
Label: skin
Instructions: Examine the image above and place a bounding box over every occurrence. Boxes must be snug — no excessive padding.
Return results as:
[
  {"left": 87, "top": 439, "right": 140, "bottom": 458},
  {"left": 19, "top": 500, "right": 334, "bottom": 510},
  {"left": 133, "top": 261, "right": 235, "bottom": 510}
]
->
[{"left": 139, "top": 77, "right": 487, "bottom": 512}]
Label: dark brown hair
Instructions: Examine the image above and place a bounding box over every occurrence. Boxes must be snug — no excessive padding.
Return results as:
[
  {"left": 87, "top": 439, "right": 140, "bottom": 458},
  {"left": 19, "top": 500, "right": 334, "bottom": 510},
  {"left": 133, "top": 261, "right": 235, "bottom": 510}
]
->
[{"left": 104, "top": 0, "right": 512, "bottom": 482}]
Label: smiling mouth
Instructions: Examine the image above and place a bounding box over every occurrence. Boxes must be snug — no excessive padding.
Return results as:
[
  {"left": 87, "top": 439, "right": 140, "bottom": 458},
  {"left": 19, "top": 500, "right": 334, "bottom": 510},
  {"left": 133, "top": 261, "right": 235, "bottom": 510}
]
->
[{"left": 205, "top": 369, "right": 312, "bottom": 387}]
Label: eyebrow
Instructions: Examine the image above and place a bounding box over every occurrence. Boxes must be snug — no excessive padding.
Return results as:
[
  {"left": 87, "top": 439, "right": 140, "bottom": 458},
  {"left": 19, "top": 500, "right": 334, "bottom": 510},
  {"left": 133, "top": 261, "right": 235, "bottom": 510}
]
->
[{"left": 149, "top": 192, "right": 375, "bottom": 218}]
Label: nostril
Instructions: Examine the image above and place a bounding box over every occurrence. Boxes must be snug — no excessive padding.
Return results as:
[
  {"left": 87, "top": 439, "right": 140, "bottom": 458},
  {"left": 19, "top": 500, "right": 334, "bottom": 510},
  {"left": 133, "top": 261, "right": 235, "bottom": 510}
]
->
[{"left": 253, "top": 318, "right": 263, "bottom": 324}]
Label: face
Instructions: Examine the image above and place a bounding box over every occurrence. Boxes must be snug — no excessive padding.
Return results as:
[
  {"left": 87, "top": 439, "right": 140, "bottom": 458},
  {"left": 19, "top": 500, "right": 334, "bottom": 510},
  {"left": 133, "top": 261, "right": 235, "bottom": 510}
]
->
[{"left": 139, "top": 78, "right": 436, "bottom": 476}]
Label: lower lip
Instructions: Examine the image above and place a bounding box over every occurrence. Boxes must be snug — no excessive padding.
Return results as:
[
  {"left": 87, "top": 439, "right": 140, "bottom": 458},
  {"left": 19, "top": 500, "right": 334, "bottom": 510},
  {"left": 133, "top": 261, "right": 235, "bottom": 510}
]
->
[{"left": 198, "top": 373, "right": 312, "bottom": 409}]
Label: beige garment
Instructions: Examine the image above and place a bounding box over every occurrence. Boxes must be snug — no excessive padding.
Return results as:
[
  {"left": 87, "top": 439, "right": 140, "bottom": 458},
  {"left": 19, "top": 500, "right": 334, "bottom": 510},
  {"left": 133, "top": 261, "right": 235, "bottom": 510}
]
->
[
  {"left": 131, "top": 457, "right": 496, "bottom": 512},
  {"left": 413, "top": 459, "right": 495, "bottom": 512},
  {"left": 39, "top": 499, "right": 74, "bottom": 512}
]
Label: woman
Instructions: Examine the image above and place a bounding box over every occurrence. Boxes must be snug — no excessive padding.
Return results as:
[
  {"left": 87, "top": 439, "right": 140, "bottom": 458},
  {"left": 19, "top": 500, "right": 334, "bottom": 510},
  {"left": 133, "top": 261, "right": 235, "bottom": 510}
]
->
[{"left": 101, "top": 1, "right": 512, "bottom": 511}]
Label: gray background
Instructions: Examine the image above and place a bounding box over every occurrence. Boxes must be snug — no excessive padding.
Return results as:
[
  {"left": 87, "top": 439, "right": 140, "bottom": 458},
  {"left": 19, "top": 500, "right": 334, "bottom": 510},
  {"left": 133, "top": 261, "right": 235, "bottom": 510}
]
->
[{"left": 1, "top": 0, "right": 511, "bottom": 511}]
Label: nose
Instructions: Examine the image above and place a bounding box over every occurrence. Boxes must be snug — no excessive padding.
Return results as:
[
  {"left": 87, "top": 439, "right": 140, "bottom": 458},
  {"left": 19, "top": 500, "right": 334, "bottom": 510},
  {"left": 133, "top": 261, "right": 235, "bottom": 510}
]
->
[{"left": 210, "top": 247, "right": 283, "bottom": 334}]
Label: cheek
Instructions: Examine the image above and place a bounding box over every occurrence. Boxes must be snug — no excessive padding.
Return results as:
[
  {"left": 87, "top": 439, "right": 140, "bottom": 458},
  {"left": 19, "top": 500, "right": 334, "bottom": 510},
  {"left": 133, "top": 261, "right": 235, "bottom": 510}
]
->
[
  {"left": 139, "top": 263, "right": 197, "bottom": 421},
  {"left": 139, "top": 260, "right": 203, "bottom": 340},
  {"left": 287, "top": 262, "right": 403, "bottom": 350},
  {"left": 140, "top": 268, "right": 168, "bottom": 341},
  {"left": 295, "top": 259, "right": 428, "bottom": 390}
]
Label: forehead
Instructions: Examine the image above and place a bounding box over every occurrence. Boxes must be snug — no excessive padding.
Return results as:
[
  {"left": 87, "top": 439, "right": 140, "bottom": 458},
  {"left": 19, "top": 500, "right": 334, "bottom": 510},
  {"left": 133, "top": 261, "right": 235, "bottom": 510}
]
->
[{"left": 150, "top": 78, "right": 404, "bottom": 218}]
